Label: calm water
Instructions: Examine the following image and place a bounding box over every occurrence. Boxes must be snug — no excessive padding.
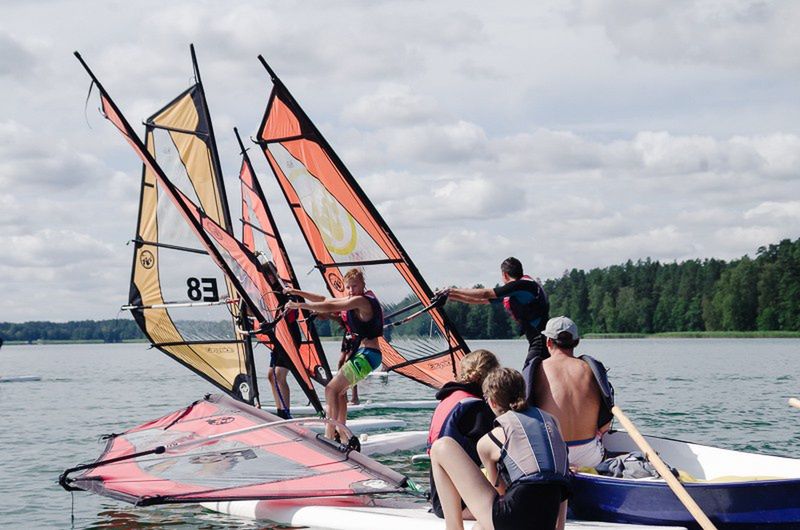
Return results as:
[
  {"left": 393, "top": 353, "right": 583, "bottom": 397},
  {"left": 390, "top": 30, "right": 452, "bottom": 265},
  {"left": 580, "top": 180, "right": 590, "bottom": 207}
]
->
[{"left": 1, "top": 339, "right": 799, "bottom": 529}]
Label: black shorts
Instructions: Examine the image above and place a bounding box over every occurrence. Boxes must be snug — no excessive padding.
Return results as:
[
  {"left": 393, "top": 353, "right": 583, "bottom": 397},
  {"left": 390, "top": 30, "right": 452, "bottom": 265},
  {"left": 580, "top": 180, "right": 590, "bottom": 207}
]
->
[
  {"left": 269, "top": 346, "right": 291, "bottom": 369},
  {"left": 524, "top": 332, "right": 549, "bottom": 363},
  {"left": 492, "top": 482, "right": 563, "bottom": 530}
]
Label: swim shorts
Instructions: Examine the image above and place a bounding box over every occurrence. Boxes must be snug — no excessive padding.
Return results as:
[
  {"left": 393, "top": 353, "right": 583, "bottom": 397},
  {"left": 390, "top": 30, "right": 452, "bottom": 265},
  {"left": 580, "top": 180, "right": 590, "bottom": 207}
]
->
[
  {"left": 567, "top": 435, "right": 604, "bottom": 468},
  {"left": 339, "top": 347, "right": 382, "bottom": 387},
  {"left": 492, "top": 482, "right": 563, "bottom": 530},
  {"left": 269, "top": 345, "right": 291, "bottom": 369}
]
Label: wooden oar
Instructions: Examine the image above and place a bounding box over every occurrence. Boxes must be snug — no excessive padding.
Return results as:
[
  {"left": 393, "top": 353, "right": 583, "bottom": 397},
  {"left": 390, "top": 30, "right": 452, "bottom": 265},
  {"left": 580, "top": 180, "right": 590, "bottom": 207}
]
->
[
  {"left": 789, "top": 397, "right": 800, "bottom": 410},
  {"left": 611, "top": 406, "right": 718, "bottom": 530}
]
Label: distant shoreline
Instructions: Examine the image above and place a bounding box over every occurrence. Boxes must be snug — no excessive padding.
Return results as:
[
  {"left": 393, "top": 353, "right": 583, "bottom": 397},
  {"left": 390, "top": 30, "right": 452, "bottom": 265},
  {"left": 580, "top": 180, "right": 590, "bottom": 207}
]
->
[{"left": 4, "top": 330, "right": 799, "bottom": 345}]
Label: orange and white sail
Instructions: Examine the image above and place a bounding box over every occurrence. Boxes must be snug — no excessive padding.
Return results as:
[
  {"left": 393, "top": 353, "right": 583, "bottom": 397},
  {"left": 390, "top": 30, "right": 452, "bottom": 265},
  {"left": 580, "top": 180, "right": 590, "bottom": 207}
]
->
[{"left": 255, "top": 57, "right": 469, "bottom": 388}]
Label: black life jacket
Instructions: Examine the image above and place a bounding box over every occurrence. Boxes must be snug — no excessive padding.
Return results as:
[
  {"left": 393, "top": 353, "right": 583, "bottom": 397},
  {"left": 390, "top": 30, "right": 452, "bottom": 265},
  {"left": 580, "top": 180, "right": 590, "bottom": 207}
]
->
[{"left": 342, "top": 290, "right": 383, "bottom": 340}]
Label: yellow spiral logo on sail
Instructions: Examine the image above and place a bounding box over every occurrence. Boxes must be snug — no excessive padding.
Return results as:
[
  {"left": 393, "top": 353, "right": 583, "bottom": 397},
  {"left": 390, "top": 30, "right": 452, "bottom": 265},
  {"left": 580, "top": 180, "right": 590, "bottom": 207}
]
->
[{"left": 288, "top": 166, "right": 358, "bottom": 256}]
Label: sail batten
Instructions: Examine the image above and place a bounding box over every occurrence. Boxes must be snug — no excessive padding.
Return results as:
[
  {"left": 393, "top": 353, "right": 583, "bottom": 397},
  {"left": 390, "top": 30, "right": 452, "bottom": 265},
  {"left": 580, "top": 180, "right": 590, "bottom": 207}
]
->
[{"left": 255, "top": 57, "right": 469, "bottom": 389}]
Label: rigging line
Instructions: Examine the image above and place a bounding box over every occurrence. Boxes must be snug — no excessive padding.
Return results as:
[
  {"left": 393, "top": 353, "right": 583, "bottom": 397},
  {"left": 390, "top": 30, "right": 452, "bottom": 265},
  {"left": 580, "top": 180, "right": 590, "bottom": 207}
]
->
[
  {"left": 314, "top": 258, "right": 404, "bottom": 269},
  {"left": 383, "top": 292, "right": 448, "bottom": 329},
  {"left": 145, "top": 122, "right": 210, "bottom": 138},
  {"left": 240, "top": 218, "right": 276, "bottom": 238},
  {"left": 82, "top": 80, "right": 96, "bottom": 129},
  {"left": 132, "top": 238, "right": 208, "bottom": 255},
  {"left": 121, "top": 298, "right": 238, "bottom": 311}
]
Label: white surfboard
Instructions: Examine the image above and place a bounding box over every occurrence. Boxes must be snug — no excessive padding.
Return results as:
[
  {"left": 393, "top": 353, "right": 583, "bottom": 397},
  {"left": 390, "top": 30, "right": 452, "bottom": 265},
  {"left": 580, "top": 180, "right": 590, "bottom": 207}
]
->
[
  {"left": 203, "top": 497, "right": 682, "bottom": 530},
  {"left": 0, "top": 375, "right": 41, "bottom": 383},
  {"left": 360, "top": 430, "right": 427, "bottom": 456},
  {"left": 293, "top": 400, "right": 437, "bottom": 416},
  {"left": 306, "top": 417, "right": 406, "bottom": 435}
]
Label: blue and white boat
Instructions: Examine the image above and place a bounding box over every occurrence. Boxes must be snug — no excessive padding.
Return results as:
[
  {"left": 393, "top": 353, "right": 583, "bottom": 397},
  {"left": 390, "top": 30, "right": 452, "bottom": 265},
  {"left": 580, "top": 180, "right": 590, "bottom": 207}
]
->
[{"left": 570, "top": 431, "right": 800, "bottom": 528}]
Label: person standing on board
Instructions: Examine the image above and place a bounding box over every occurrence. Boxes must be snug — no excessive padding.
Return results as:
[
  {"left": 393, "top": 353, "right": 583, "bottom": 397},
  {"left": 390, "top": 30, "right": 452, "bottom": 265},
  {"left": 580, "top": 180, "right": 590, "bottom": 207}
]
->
[
  {"left": 430, "top": 367, "right": 571, "bottom": 530},
  {"left": 525, "top": 316, "right": 614, "bottom": 468},
  {"left": 264, "top": 310, "right": 304, "bottom": 419},
  {"left": 285, "top": 268, "right": 383, "bottom": 440},
  {"left": 446, "top": 257, "right": 550, "bottom": 363},
  {"left": 427, "top": 349, "right": 500, "bottom": 520}
]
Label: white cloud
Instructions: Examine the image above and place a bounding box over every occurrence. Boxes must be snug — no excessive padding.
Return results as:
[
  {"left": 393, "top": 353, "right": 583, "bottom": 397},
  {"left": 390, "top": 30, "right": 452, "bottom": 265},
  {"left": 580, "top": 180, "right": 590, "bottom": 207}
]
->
[
  {"left": 0, "top": 120, "right": 106, "bottom": 190},
  {"left": 575, "top": 0, "right": 800, "bottom": 71},
  {"left": 341, "top": 84, "right": 440, "bottom": 128},
  {"left": 1, "top": 1, "right": 799, "bottom": 321},
  {"left": 745, "top": 201, "right": 800, "bottom": 220}
]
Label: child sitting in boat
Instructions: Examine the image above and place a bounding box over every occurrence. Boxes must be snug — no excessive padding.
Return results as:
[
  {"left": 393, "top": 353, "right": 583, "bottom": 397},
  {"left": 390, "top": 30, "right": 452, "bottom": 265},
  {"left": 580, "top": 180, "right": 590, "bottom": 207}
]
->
[
  {"left": 285, "top": 268, "right": 383, "bottom": 440},
  {"left": 430, "top": 367, "right": 571, "bottom": 530},
  {"left": 427, "top": 349, "right": 500, "bottom": 519}
]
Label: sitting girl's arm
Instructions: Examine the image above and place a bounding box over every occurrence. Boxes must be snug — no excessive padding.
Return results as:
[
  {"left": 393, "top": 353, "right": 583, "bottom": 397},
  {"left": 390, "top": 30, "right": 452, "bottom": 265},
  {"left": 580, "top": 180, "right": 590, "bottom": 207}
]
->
[{"left": 477, "top": 426, "right": 506, "bottom": 495}]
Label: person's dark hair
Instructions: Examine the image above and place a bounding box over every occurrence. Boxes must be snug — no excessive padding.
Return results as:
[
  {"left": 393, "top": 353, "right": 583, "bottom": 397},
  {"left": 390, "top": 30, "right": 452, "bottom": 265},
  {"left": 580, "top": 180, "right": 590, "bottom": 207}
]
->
[
  {"left": 482, "top": 367, "right": 527, "bottom": 413},
  {"left": 554, "top": 331, "right": 580, "bottom": 349},
  {"left": 500, "top": 257, "right": 523, "bottom": 279}
]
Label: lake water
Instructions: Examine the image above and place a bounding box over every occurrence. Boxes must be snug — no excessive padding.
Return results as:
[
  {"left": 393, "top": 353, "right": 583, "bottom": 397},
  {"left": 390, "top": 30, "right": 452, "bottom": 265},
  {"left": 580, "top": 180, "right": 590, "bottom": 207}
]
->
[{"left": 1, "top": 338, "right": 799, "bottom": 529}]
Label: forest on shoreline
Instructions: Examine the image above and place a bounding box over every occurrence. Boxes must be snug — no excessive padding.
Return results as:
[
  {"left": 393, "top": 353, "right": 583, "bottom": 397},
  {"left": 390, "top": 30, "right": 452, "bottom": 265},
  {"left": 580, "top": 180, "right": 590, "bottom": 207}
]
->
[{"left": 2, "top": 238, "right": 798, "bottom": 343}]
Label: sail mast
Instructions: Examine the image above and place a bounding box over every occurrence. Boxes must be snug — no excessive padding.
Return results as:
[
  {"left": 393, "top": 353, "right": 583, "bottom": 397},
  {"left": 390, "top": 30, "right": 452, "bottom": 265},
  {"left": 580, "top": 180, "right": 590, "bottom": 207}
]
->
[{"left": 189, "top": 44, "right": 260, "bottom": 405}]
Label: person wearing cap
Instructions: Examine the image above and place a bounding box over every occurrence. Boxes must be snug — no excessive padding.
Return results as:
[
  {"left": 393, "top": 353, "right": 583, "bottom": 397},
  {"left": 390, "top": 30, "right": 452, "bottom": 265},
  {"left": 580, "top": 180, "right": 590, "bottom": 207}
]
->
[
  {"left": 444, "top": 257, "right": 550, "bottom": 364},
  {"left": 524, "top": 316, "right": 614, "bottom": 468}
]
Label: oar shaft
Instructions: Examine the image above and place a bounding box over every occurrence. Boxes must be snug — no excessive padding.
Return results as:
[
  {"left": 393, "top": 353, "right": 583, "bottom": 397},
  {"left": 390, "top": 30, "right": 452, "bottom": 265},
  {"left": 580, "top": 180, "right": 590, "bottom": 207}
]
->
[
  {"left": 789, "top": 397, "right": 800, "bottom": 410},
  {"left": 611, "top": 406, "right": 718, "bottom": 530}
]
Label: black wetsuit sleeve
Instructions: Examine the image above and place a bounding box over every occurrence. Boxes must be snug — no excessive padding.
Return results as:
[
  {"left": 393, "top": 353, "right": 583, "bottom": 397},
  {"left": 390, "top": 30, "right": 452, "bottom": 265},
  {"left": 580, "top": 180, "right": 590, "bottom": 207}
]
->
[
  {"left": 492, "top": 279, "right": 527, "bottom": 298},
  {"left": 457, "top": 402, "right": 496, "bottom": 442}
]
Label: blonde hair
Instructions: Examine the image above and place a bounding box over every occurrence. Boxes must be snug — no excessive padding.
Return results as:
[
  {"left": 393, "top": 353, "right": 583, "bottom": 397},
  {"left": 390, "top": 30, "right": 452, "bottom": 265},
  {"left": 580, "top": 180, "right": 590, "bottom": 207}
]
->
[
  {"left": 482, "top": 367, "right": 527, "bottom": 413},
  {"left": 343, "top": 268, "right": 365, "bottom": 284},
  {"left": 458, "top": 349, "right": 499, "bottom": 385}
]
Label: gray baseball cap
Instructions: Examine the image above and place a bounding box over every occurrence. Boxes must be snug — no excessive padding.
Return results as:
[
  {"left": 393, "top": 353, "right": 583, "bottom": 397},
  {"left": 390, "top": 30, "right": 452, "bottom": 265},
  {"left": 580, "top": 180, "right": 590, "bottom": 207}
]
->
[{"left": 542, "top": 316, "right": 579, "bottom": 341}]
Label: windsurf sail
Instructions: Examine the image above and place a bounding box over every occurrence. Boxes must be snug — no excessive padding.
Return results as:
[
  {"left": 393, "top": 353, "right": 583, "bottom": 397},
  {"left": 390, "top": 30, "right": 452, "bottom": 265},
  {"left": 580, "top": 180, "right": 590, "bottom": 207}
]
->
[
  {"left": 122, "top": 46, "right": 260, "bottom": 404},
  {"left": 236, "top": 127, "right": 331, "bottom": 411},
  {"left": 255, "top": 57, "right": 469, "bottom": 388},
  {"left": 59, "top": 394, "right": 412, "bottom": 505},
  {"left": 75, "top": 51, "right": 282, "bottom": 403}
]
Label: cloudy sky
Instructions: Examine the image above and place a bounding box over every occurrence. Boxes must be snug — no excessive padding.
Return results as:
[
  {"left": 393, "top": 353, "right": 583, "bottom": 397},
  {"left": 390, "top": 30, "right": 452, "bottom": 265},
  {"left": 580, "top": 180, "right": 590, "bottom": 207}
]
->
[{"left": 1, "top": 0, "right": 799, "bottom": 322}]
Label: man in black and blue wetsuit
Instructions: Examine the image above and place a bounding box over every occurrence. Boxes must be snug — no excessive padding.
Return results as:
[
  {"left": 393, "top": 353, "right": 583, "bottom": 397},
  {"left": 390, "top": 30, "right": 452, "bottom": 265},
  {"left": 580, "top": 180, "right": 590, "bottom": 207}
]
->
[{"left": 447, "top": 257, "right": 550, "bottom": 363}]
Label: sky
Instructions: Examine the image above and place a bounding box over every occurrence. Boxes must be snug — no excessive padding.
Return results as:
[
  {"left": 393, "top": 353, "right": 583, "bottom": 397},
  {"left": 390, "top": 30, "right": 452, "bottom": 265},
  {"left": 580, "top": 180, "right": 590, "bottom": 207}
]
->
[{"left": 1, "top": 0, "right": 799, "bottom": 322}]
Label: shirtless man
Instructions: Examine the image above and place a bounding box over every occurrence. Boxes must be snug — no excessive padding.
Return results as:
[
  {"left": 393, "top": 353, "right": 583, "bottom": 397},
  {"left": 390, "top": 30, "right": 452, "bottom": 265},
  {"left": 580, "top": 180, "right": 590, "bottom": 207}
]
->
[
  {"left": 285, "top": 269, "right": 383, "bottom": 440},
  {"left": 526, "top": 316, "right": 614, "bottom": 468}
]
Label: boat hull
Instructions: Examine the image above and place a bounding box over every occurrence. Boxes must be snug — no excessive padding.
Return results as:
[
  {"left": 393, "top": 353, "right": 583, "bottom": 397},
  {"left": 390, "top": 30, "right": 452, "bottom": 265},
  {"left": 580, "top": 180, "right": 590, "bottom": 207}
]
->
[{"left": 570, "top": 432, "right": 800, "bottom": 529}]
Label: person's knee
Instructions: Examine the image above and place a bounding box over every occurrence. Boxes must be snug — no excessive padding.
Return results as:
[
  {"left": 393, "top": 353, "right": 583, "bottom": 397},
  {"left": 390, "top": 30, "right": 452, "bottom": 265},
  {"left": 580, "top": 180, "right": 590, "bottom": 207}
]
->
[
  {"left": 430, "top": 437, "right": 458, "bottom": 460},
  {"left": 267, "top": 370, "right": 275, "bottom": 383}
]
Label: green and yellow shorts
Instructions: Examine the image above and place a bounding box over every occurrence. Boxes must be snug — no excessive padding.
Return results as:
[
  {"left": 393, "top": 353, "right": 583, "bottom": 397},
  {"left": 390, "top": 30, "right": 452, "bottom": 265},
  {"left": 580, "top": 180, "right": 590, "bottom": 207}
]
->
[{"left": 340, "top": 347, "right": 382, "bottom": 387}]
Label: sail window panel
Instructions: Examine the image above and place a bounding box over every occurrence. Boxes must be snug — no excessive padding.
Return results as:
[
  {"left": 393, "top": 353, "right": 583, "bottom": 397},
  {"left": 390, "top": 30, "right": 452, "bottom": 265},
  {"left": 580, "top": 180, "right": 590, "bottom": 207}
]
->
[{"left": 151, "top": 127, "right": 224, "bottom": 228}]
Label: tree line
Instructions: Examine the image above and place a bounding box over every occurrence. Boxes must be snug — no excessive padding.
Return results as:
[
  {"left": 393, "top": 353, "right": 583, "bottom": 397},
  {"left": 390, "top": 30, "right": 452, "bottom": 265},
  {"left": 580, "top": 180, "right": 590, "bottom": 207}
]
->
[{"left": 2, "top": 239, "right": 798, "bottom": 343}]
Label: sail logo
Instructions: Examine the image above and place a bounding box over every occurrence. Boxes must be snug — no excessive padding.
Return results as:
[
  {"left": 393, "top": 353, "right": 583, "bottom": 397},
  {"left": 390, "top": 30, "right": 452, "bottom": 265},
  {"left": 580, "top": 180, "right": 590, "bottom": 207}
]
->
[
  {"left": 314, "top": 193, "right": 358, "bottom": 256},
  {"left": 207, "top": 416, "right": 235, "bottom": 425},
  {"left": 327, "top": 271, "right": 344, "bottom": 293},
  {"left": 281, "top": 150, "right": 358, "bottom": 256},
  {"left": 140, "top": 250, "right": 155, "bottom": 269}
]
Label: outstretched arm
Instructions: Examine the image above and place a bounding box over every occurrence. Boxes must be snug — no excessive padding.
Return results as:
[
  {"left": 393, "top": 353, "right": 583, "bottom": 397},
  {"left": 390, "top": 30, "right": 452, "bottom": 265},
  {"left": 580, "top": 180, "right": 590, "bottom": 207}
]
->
[
  {"left": 447, "top": 287, "right": 495, "bottom": 305},
  {"left": 284, "top": 287, "right": 326, "bottom": 303},
  {"left": 286, "top": 295, "right": 371, "bottom": 316}
]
